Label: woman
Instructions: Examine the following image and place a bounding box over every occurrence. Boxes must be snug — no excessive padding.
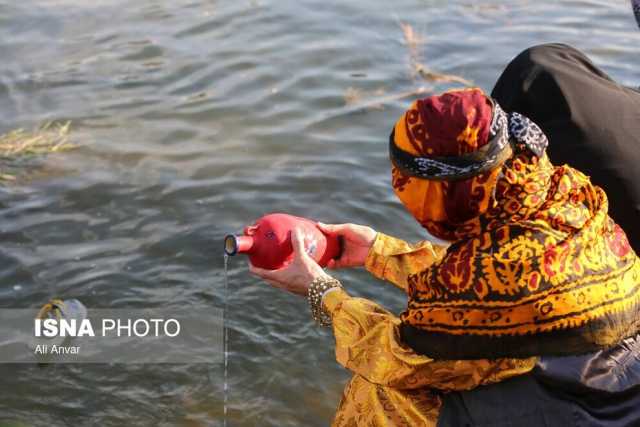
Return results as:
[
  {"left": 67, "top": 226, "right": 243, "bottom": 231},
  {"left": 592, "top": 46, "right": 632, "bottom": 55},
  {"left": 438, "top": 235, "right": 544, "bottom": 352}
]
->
[
  {"left": 492, "top": 43, "right": 640, "bottom": 253},
  {"left": 250, "top": 52, "right": 640, "bottom": 425}
]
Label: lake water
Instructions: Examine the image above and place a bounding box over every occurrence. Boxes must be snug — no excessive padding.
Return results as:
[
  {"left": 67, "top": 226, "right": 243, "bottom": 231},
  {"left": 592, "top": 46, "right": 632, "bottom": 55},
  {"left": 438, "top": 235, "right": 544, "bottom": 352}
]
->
[{"left": 0, "top": 0, "right": 638, "bottom": 426}]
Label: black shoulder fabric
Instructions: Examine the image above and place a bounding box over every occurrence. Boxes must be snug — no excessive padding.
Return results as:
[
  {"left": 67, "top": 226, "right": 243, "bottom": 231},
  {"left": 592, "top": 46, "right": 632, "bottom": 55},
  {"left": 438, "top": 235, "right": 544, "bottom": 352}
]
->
[
  {"left": 437, "top": 336, "right": 640, "bottom": 427},
  {"left": 491, "top": 43, "right": 640, "bottom": 252},
  {"left": 437, "top": 375, "right": 576, "bottom": 427},
  {"left": 437, "top": 371, "right": 640, "bottom": 427},
  {"left": 535, "top": 334, "right": 640, "bottom": 394}
]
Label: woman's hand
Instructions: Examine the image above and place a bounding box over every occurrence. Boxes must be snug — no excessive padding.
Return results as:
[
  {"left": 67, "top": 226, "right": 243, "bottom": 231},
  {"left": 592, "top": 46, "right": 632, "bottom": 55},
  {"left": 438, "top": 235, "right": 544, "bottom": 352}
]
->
[
  {"left": 249, "top": 228, "right": 331, "bottom": 297},
  {"left": 317, "top": 222, "right": 377, "bottom": 269}
]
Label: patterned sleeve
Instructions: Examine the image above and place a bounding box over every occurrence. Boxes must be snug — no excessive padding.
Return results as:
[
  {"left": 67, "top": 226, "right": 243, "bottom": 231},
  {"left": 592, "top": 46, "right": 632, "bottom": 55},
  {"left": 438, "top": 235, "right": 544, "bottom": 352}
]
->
[
  {"left": 323, "top": 289, "right": 537, "bottom": 391},
  {"left": 364, "top": 232, "right": 449, "bottom": 293}
]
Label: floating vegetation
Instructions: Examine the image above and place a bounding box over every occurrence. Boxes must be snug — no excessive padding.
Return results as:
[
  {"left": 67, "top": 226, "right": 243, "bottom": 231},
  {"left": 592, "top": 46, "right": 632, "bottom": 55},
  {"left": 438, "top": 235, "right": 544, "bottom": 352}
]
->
[
  {"left": 0, "top": 121, "right": 74, "bottom": 182},
  {"left": 0, "top": 121, "right": 73, "bottom": 157},
  {"left": 461, "top": 2, "right": 509, "bottom": 16},
  {"left": 414, "top": 63, "right": 473, "bottom": 86},
  {"left": 344, "top": 86, "right": 431, "bottom": 110},
  {"left": 344, "top": 86, "right": 386, "bottom": 107},
  {"left": 342, "top": 22, "right": 470, "bottom": 111},
  {"left": 400, "top": 21, "right": 426, "bottom": 65},
  {"left": 400, "top": 21, "right": 473, "bottom": 86}
]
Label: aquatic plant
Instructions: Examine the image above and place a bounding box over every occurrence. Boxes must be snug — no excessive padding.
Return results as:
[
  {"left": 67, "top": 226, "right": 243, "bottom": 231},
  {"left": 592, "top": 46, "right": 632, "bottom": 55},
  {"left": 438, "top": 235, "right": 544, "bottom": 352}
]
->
[
  {"left": 344, "top": 86, "right": 430, "bottom": 110},
  {"left": 400, "top": 21, "right": 473, "bottom": 86},
  {"left": 400, "top": 21, "right": 426, "bottom": 65},
  {"left": 413, "top": 63, "right": 473, "bottom": 86},
  {"left": 342, "top": 22, "right": 471, "bottom": 111},
  {"left": 0, "top": 121, "right": 74, "bottom": 182}
]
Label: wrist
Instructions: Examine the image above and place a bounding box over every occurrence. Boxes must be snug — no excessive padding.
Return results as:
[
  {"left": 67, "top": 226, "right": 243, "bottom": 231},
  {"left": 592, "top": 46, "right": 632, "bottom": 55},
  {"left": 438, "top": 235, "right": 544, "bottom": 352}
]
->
[
  {"left": 321, "top": 287, "right": 349, "bottom": 314},
  {"left": 309, "top": 267, "right": 331, "bottom": 284},
  {"left": 365, "top": 232, "right": 382, "bottom": 258},
  {"left": 320, "top": 286, "right": 342, "bottom": 304},
  {"left": 307, "top": 276, "right": 342, "bottom": 327},
  {"left": 365, "top": 228, "right": 377, "bottom": 248}
]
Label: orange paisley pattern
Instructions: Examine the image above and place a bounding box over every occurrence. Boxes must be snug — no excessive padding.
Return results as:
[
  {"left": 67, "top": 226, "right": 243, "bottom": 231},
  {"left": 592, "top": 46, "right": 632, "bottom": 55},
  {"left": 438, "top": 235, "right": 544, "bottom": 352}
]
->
[{"left": 398, "top": 150, "right": 640, "bottom": 356}]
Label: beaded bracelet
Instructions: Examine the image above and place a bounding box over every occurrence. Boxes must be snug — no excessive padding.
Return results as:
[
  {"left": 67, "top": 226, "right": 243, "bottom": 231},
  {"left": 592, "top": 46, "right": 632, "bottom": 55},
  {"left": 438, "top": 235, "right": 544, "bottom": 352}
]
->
[{"left": 307, "top": 276, "right": 342, "bottom": 327}]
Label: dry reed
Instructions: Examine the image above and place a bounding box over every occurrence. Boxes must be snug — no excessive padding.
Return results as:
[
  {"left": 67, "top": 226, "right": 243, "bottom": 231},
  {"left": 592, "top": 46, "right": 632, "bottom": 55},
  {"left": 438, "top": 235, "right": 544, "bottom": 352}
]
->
[
  {"left": 0, "top": 121, "right": 74, "bottom": 182},
  {"left": 400, "top": 21, "right": 473, "bottom": 86}
]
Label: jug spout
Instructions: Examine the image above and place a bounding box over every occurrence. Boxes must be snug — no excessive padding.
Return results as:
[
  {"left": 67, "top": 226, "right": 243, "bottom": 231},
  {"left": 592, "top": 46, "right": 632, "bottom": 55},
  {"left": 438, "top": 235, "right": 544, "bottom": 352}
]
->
[{"left": 224, "top": 234, "right": 254, "bottom": 256}]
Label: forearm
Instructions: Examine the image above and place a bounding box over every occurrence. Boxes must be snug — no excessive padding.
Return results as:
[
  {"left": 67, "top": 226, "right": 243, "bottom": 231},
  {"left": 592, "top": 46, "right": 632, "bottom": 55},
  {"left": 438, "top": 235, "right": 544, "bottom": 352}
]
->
[{"left": 364, "top": 232, "right": 448, "bottom": 292}]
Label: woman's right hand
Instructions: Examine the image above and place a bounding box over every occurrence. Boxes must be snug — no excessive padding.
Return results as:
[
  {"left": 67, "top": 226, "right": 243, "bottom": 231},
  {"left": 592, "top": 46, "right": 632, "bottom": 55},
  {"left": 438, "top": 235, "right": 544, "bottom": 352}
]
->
[{"left": 317, "top": 223, "right": 377, "bottom": 269}]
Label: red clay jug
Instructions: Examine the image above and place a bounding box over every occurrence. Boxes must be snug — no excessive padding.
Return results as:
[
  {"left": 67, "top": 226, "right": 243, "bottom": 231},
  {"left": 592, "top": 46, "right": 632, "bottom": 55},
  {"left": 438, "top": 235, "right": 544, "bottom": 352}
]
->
[{"left": 224, "top": 213, "right": 342, "bottom": 270}]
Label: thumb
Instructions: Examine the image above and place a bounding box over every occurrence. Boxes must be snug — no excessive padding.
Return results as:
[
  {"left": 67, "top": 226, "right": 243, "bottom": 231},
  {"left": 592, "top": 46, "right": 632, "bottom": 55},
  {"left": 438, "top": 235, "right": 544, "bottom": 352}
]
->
[
  {"left": 290, "top": 228, "right": 308, "bottom": 257},
  {"left": 317, "top": 222, "right": 342, "bottom": 235}
]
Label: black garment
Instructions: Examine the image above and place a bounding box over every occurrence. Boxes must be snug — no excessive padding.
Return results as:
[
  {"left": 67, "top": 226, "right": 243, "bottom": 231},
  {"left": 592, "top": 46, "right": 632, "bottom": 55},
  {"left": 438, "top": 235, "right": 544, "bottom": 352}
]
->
[
  {"left": 437, "top": 44, "right": 640, "bottom": 427},
  {"left": 437, "top": 335, "right": 640, "bottom": 427},
  {"left": 491, "top": 43, "right": 640, "bottom": 252}
]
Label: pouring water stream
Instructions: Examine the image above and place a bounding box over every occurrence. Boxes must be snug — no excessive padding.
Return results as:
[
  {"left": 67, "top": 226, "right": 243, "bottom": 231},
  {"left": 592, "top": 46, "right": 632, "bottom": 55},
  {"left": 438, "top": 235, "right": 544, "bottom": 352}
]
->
[{"left": 223, "top": 253, "right": 229, "bottom": 427}]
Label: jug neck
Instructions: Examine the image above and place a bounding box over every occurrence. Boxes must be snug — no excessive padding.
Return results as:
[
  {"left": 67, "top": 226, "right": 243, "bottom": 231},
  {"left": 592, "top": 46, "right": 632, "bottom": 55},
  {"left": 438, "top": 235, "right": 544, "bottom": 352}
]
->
[{"left": 224, "top": 235, "right": 254, "bottom": 256}]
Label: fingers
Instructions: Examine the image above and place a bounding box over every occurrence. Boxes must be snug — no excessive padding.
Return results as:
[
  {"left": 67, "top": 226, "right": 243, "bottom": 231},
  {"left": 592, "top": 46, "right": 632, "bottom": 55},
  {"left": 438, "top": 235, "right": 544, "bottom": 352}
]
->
[
  {"left": 249, "top": 264, "right": 290, "bottom": 289},
  {"left": 248, "top": 263, "right": 281, "bottom": 281},
  {"left": 264, "top": 279, "right": 284, "bottom": 289},
  {"left": 317, "top": 222, "right": 343, "bottom": 234},
  {"left": 248, "top": 262, "right": 283, "bottom": 284},
  {"left": 248, "top": 263, "right": 269, "bottom": 278},
  {"left": 326, "top": 258, "right": 346, "bottom": 269},
  {"left": 317, "top": 222, "right": 334, "bottom": 233},
  {"left": 328, "top": 258, "right": 349, "bottom": 270}
]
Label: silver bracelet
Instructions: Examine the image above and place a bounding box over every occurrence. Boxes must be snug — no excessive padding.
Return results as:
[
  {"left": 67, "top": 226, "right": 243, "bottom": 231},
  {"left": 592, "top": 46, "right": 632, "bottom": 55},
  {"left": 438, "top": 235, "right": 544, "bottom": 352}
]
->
[{"left": 307, "top": 276, "right": 342, "bottom": 327}]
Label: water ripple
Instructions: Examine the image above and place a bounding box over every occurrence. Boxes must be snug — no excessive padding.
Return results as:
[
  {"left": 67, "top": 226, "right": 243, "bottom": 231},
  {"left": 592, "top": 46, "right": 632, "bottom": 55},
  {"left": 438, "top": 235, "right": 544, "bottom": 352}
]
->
[{"left": 0, "top": 0, "right": 638, "bottom": 425}]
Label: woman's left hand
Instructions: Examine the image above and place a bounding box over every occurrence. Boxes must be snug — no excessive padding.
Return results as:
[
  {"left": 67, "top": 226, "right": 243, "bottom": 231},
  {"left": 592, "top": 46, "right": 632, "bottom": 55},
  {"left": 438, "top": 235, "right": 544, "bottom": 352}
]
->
[{"left": 249, "top": 228, "right": 332, "bottom": 297}]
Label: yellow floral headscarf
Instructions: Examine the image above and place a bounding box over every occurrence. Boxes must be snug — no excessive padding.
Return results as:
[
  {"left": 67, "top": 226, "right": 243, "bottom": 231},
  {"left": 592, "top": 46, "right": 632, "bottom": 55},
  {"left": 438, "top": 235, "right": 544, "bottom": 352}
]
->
[{"left": 391, "top": 88, "right": 640, "bottom": 358}]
